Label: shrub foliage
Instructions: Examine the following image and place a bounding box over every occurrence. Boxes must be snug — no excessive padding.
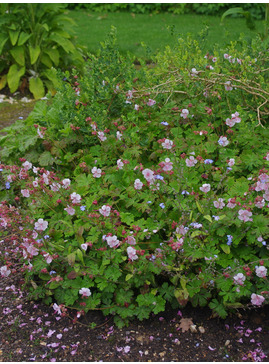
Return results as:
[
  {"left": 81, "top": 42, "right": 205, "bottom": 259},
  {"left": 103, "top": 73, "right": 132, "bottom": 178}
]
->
[{"left": 0, "top": 30, "right": 268, "bottom": 327}]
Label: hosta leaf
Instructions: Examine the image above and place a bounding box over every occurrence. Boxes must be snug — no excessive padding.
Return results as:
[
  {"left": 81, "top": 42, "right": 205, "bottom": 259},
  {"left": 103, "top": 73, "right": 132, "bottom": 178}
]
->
[
  {"left": 40, "top": 53, "right": 53, "bottom": 68},
  {"left": 0, "top": 35, "right": 8, "bottom": 54},
  {"left": 0, "top": 74, "right": 7, "bottom": 90},
  {"left": 8, "top": 29, "right": 20, "bottom": 45},
  {"left": 29, "top": 77, "right": 45, "bottom": 99},
  {"left": 29, "top": 45, "right": 41, "bottom": 65},
  {"left": 44, "top": 48, "right": 60, "bottom": 66},
  {"left": 17, "top": 32, "right": 32, "bottom": 46},
  {"left": 10, "top": 46, "right": 25, "bottom": 66},
  {"left": 7, "top": 64, "right": 25, "bottom": 93},
  {"left": 49, "top": 33, "right": 75, "bottom": 53}
]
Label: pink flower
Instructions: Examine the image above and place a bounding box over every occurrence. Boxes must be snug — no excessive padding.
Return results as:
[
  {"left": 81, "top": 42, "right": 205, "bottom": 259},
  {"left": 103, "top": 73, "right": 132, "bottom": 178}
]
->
[
  {"left": 255, "top": 266, "right": 267, "bottom": 278},
  {"left": 238, "top": 209, "right": 253, "bottom": 222},
  {"left": 227, "top": 158, "right": 235, "bottom": 167},
  {"left": 134, "top": 179, "right": 143, "bottom": 190},
  {"left": 161, "top": 139, "right": 173, "bottom": 150},
  {"left": 50, "top": 183, "right": 61, "bottom": 192},
  {"left": 212, "top": 57, "right": 217, "bottom": 62},
  {"left": 180, "top": 109, "right": 189, "bottom": 119},
  {"left": 22, "top": 161, "right": 32, "bottom": 170},
  {"left": 191, "top": 68, "right": 198, "bottom": 77},
  {"left": 91, "top": 166, "right": 102, "bottom": 178},
  {"left": 21, "top": 189, "right": 30, "bottom": 197},
  {"left": 0, "top": 265, "right": 11, "bottom": 277},
  {"left": 231, "top": 112, "right": 241, "bottom": 123},
  {"left": 213, "top": 198, "right": 225, "bottom": 209},
  {"left": 34, "top": 218, "right": 48, "bottom": 231},
  {"left": 161, "top": 157, "right": 173, "bottom": 172},
  {"left": 106, "top": 235, "right": 119, "bottom": 248},
  {"left": 233, "top": 273, "right": 246, "bottom": 285},
  {"left": 225, "top": 118, "right": 236, "bottom": 127},
  {"left": 142, "top": 168, "right": 155, "bottom": 182},
  {"left": 147, "top": 99, "right": 156, "bottom": 106},
  {"left": 127, "top": 246, "right": 138, "bottom": 261},
  {"left": 70, "top": 192, "right": 81, "bottom": 204},
  {"left": 62, "top": 178, "right": 71, "bottom": 189},
  {"left": 79, "top": 288, "right": 91, "bottom": 297},
  {"left": 99, "top": 205, "right": 111, "bottom": 217},
  {"left": 186, "top": 156, "right": 197, "bottom": 167},
  {"left": 116, "top": 131, "right": 122, "bottom": 140},
  {"left": 134, "top": 104, "right": 139, "bottom": 111},
  {"left": 64, "top": 205, "right": 75, "bottom": 216},
  {"left": 218, "top": 136, "right": 229, "bottom": 146},
  {"left": 199, "top": 183, "right": 211, "bottom": 193},
  {"left": 98, "top": 131, "right": 107, "bottom": 142},
  {"left": 224, "top": 81, "right": 233, "bottom": 91},
  {"left": 227, "top": 198, "right": 236, "bottom": 209},
  {"left": 53, "top": 303, "right": 62, "bottom": 315},
  {"left": 251, "top": 293, "right": 265, "bottom": 306},
  {"left": 37, "top": 128, "right": 45, "bottom": 138},
  {"left": 81, "top": 243, "right": 88, "bottom": 251},
  {"left": 126, "top": 236, "right": 136, "bottom": 245},
  {"left": 265, "top": 152, "right": 269, "bottom": 161},
  {"left": 44, "top": 253, "right": 53, "bottom": 264},
  {"left": 117, "top": 159, "right": 124, "bottom": 169}
]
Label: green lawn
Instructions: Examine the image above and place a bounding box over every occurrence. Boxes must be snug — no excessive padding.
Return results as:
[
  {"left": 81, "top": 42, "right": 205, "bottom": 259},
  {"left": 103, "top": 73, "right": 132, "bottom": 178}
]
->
[{"left": 68, "top": 10, "right": 264, "bottom": 58}]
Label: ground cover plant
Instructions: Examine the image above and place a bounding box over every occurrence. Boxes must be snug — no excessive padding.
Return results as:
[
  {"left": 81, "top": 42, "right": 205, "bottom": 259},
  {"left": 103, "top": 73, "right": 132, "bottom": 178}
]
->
[{"left": 0, "top": 30, "right": 269, "bottom": 329}]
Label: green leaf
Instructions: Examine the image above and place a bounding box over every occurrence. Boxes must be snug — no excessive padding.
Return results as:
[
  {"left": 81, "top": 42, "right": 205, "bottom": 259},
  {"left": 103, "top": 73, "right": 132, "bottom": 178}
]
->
[
  {"left": 40, "top": 53, "right": 53, "bottom": 68},
  {"left": 125, "top": 274, "right": 133, "bottom": 281},
  {"left": 0, "top": 75, "right": 7, "bottom": 90},
  {"left": 49, "top": 33, "right": 75, "bottom": 53},
  {"left": 29, "top": 77, "right": 45, "bottom": 99},
  {"left": 0, "top": 35, "right": 8, "bottom": 54},
  {"left": 221, "top": 7, "right": 244, "bottom": 23},
  {"left": 7, "top": 64, "right": 25, "bottom": 93},
  {"left": 29, "top": 45, "right": 41, "bottom": 65},
  {"left": 67, "top": 252, "right": 76, "bottom": 266},
  {"left": 17, "top": 32, "right": 32, "bottom": 46},
  {"left": 10, "top": 46, "right": 25, "bottom": 66},
  {"left": 44, "top": 48, "right": 60, "bottom": 66},
  {"left": 9, "top": 29, "right": 20, "bottom": 45},
  {"left": 220, "top": 244, "right": 230, "bottom": 254},
  {"left": 38, "top": 151, "right": 54, "bottom": 166},
  {"left": 196, "top": 200, "right": 204, "bottom": 214},
  {"left": 204, "top": 215, "right": 212, "bottom": 223}
]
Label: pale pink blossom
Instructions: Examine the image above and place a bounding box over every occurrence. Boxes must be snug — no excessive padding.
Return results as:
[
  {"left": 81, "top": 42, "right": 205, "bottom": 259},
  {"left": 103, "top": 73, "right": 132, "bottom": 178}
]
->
[
  {"left": 127, "top": 246, "right": 138, "bottom": 261},
  {"left": 199, "top": 183, "right": 211, "bottom": 193},
  {"left": 142, "top": 168, "right": 155, "bottom": 182},
  {"left": 70, "top": 192, "right": 81, "bottom": 204},
  {"left": 79, "top": 288, "right": 91, "bottom": 297},
  {"left": 91, "top": 167, "right": 102, "bottom": 178},
  {"left": 81, "top": 243, "right": 88, "bottom": 251},
  {"left": 127, "top": 236, "right": 136, "bottom": 245},
  {"left": 0, "top": 265, "right": 11, "bottom": 277},
  {"left": 147, "top": 99, "right": 156, "bottom": 106},
  {"left": 259, "top": 173, "right": 269, "bottom": 184},
  {"left": 255, "top": 266, "right": 267, "bottom": 278},
  {"left": 33, "top": 179, "right": 39, "bottom": 188},
  {"left": 134, "top": 104, "right": 139, "bottom": 111},
  {"left": 22, "top": 161, "right": 32, "bottom": 170},
  {"left": 191, "top": 68, "right": 198, "bottom": 77},
  {"left": 213, "top": 198, "right": 225, "bottom": 209},
  {"left": 255, "top": 198, "right": 265, "bottom": 208},
  {"left": 116, "top": 131, "right": 122, "bottom": 140},
  {"left": 227, "top": 198, "right": 236, "bottom": 209},
  {"left": 21, "top": 189, "right": 30, "bottom": 197},
  {"left": 50, "top": 183, "right": 61, "bottom": 192},
  {"left": 42, "top": 173, "right": 50, "bottom": 185},
  {"left": 161, "top": 157, "right": 173, "bottom": 172},
  {"left": 224, "top": 53, "right": 229, "bottom": 59},
  {"left": 227, "top": 158, "right": 235, "bottom": 167},
  {"left": 263, "top": 191, "right": 269, "bottom": 201},
  {"left": 175, "top": 225, "right": 189, "bottom": 236},
  {"left": 238, "top": 209, "right": 253, "bottom": 222},
  {"left": 233, "top": 273, "right": 246, "bottom": 285},
  {"left": 117, "top": 159, "right": 124, "bottom": 169},
  {"left": 106, "top": 235, "right": 119, "bottom": 248},
  {"left": 37, "top": 128, "right": 45, "bottom": 138},
  {"left": 218, "top": 136, "right": 229, "bottom": 147},
  {"left": 266, "top": 152, "right": 269, "bottom": 161},
  {"left": 98, "top": 131, "right": 107, "bottom": 142},
  {"left": 27, "top": 245, "right": 39, "bottom": 256},
  {"left": 255, "top": 181, "right": 267, "bottom": 192},
  {"left": 64, "top": 205, "right": 75, "bottom": 216},
  {"left": 180, "top": 109, "right": 189, "bottom": 119},
  {"left": 212, "top": 57, "right": 217, "bottom": 62},
  {"left": 224, "top": 81, "right": 233, "bottom": 91},
  {"left": 251, "top": 293, "right": 265, "bottom": 306},
  {"left": 225, "top": 118, "right": 236, "bottom": 127},
  {"left": 231, "top": 112, "right": 241, "bottom": 123},
  {"left": 134, "top": 179, "right": 143, "bottom": 190},
  {"left": 34, "top": 218, "right": 48, "bottom": 231},
  {"left": 62, "top": 178, "right": 71, "bottom": 189},
  {"left": 99, "top": 205, "right": 111, "bottom": 217},
  {"left": 186, "top": 156, "right": 198, "bottom": 167},
  {"left": 53, "top": 303, "right": 62, "bottom": 315},
  {"left": 43, "top": 253, "right": 53, "bottom": 264},
  {"left": 161, "top": 139, "right": 173, "bottom": 150}
]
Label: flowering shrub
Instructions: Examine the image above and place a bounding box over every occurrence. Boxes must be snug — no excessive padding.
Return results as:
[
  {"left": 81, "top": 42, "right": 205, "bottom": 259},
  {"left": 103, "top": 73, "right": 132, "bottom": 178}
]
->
[{"left": 0, "top": 32, "right": 268, "bottom": 327}]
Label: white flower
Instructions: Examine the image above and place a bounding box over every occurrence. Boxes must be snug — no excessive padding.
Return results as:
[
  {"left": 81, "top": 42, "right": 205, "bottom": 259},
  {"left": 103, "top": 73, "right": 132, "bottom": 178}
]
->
[
  {"left": 79, "top": 288, "right": 91, "bottom": 297},
  {"left": 91, "top": 166, "right": 102, "bottom": 178},
  {"left": 62, "top": 178, "right": 71, "bottom": 189},
  {"left": 0, "top": 265, "right": 11, "bottom": 277},
  {"left": 22, "top": 161, "right": 32, "bottom": 170},
  {"left": 99, "top": 205, "right": 111, "bottom": 217},
  {"left": 134, "top": 179, "right": 143, "bottom": 190},
  {"left": 34, "top": 218, "right": 48, "bottom": 231},
  {"left": 255, "top": 266, "right": 267, "bottom": 278},
  {"left": 117, "top": 159, "right": 124, "bottom": 169},
  {"left": 161, "top": 139, "right": 173, "bottom": 150},
  {"left": 127, "top": 246, "right": 138, "bottom": 261},
  {"left": 106, "top": 235, "right": 119, "bottom": 248},
  {"left": 180, "top": 109, "right": 189, "bottom": 119},
  {"left": 70, "top": 192, "right": 81, "bottom": 204},
  {"left": 233, "top": 273, "right": 246, "bottom": 285}
]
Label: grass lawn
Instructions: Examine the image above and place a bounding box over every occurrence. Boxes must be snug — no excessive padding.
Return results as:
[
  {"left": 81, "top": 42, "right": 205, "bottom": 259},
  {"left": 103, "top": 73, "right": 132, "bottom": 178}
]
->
[{"left": 68, "top": 10, "right": 264, "bottom": 58}]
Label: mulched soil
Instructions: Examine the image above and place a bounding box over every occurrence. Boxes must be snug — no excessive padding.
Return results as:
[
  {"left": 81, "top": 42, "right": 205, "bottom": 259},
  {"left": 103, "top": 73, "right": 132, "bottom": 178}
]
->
[{"left": 0, "top": 231, "right": 269, "bottom": 362}]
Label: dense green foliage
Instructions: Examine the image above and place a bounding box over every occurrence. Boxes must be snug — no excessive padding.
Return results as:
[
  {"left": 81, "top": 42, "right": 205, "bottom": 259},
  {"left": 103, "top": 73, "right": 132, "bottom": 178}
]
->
[
  {"left": 67, "top": 3, "right": 265, "bottom": 20},
  {"left": 0, "top": 30, "right": 268, "bottom": 327},
  {"left": 0, "top": 4, "right": 84, "bottom": 98}
]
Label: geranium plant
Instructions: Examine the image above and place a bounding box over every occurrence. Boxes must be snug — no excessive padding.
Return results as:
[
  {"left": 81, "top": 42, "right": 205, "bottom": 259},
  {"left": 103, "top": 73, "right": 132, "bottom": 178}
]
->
[{"left": 0, "top": 31, "right": 268, "bottom": 327}]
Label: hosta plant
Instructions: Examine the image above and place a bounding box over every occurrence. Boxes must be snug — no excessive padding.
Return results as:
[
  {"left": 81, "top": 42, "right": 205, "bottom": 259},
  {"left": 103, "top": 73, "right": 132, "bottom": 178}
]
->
[
  {"left": 0, "top": 32, "right": 268, "bottom": 327},
  {"left": 0, "top": 3, "right": 84, "bottom": 99}
]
